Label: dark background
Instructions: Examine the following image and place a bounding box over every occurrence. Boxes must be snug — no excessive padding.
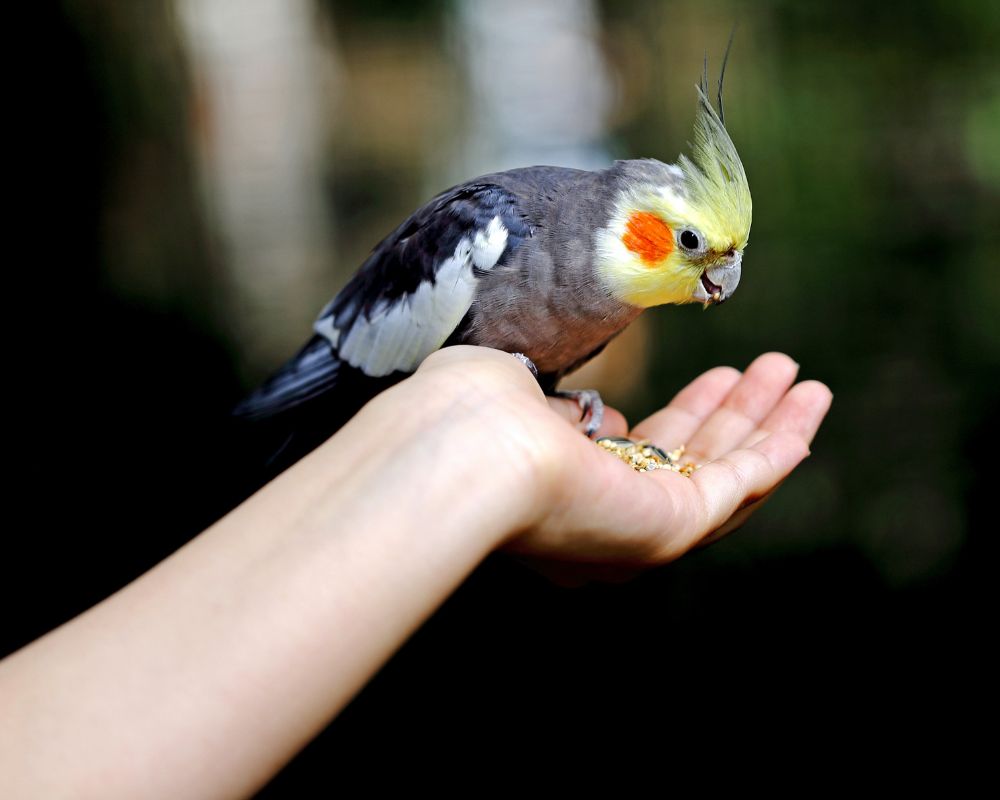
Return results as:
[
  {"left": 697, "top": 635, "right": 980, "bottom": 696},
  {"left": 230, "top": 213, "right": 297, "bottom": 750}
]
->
[{"left": 8, "top": 0, "right": 995, "bottom": 783}]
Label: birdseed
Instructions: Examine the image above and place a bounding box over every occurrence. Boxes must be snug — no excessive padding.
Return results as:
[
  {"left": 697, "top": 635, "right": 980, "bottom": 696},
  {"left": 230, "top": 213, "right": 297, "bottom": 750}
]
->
[{"left": 595, "top": 437, "right": 699, "bottom": 476}]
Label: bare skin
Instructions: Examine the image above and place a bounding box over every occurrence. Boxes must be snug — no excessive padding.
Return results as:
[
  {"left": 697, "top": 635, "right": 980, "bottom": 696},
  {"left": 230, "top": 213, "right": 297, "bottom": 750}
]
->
[{"left": 0, "top": 346, "right": 831, "bottom": 799}]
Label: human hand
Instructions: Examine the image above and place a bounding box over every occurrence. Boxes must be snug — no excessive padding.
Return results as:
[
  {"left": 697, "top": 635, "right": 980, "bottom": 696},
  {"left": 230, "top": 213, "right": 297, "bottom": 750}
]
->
[{"left": 404, "top": 346, "right": 831, "bottom": 572}]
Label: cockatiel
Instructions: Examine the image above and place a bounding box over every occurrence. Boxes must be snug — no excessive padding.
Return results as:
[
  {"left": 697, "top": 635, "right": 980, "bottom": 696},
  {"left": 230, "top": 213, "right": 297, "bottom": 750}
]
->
[{"left": 234, "top": 65, "right": 751, "bottom": 475}]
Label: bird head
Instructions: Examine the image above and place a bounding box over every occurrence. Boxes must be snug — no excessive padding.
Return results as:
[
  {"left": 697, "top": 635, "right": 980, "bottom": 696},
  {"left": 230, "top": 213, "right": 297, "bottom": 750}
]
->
[{"left": 596, "top": 75, "right": 752, "bottom": 309}]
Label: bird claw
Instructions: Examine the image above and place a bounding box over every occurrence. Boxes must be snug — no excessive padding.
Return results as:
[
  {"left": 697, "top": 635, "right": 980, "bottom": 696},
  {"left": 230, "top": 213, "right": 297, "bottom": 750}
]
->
[
  {"left": 510, "top": 352, "right": 538, "bottom": 377},
  {"left": 555, "top": 389, "right": 604, "bottom": 438},
  {"left": 509, "top": 354, "right": 603, "bottom": 437}
]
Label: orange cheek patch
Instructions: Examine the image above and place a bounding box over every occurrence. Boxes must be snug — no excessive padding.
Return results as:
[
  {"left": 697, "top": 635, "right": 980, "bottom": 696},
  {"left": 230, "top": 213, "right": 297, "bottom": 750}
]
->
[{"left": 622, "top": 211, "right": 674, "bottom": 266}]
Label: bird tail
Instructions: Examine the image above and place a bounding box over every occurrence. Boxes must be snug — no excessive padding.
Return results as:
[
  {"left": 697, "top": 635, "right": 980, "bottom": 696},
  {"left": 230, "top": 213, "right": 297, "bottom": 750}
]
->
[
  {"left": 228, "top": 336, "right": 347, "bottom": 489},
  {"left": 230, "top": 336, "right": 404, "bottom": 491},
  {"left": 233, "top": 335, "right": 343, "bottom": 421}
]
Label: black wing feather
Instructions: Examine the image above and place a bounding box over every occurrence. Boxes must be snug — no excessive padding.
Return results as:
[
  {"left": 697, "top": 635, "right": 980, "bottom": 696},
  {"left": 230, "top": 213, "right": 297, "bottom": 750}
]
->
[
  {"left": 234, "top": 182, "right": 531, "bottom": 427},
  {"left": 232, "top": 335, "right": 340, "bottom": 421},
  {"left": 324, "top": 183, "right": 532, "bottom": 336}
]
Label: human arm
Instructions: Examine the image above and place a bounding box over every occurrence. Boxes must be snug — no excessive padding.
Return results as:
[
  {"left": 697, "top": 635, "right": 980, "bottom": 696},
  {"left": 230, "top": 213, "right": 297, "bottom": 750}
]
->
[{"left": 0, "top": 346, "right": 831, "bottom": 799}]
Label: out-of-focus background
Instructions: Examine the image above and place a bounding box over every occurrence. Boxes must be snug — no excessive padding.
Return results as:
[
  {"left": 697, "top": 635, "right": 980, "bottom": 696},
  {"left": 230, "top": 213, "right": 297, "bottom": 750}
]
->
[{"left": 10, "top": 0, "right": 997, "bottom": 777}]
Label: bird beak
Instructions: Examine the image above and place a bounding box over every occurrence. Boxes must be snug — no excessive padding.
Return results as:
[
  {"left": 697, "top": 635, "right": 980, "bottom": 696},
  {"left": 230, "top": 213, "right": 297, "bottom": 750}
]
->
[{"left": 692, "top": 251, "right": 742, "bottom": 305}]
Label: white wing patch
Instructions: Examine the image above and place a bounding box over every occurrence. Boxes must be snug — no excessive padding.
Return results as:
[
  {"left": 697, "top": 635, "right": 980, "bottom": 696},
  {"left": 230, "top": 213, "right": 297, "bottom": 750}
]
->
[
  {"left": 472, "top": 215, "right": 508, "bottom": 269},
  {"left": 313, "top": 313, "right": 340, "bottom": 348},
  {"left": 317, "top": 216, "right": 509, "bottom": 377}
]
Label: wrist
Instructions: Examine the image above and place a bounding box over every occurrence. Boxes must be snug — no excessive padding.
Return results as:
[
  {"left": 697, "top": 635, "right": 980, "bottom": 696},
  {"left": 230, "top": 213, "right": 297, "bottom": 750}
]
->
[{"left": 313, "top": 369, "right": 549, "bottom": 551}]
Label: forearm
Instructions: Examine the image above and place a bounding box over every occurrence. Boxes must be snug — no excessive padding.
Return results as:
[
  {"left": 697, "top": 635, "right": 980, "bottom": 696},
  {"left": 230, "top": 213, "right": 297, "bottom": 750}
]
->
[
  {"left": 0, "top": 344, "right": 829, "bottom": 797},
  {"left": 0, "top": 385, "right": 532, "bottom": 799}
]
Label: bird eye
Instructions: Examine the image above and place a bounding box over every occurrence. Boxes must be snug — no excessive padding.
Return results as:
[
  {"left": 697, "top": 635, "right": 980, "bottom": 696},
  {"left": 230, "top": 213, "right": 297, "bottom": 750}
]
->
[{"left": 679, "top": 229, "right": 701, "bottom": 251}]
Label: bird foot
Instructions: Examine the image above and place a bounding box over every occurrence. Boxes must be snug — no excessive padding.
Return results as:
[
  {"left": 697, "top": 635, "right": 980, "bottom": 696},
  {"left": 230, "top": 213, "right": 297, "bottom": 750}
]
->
[
  {"left": 554, "top": 389, "right": 605, "bottom": 438},
  {"left": 509, "top": 354, "right": 603, "bottom": 437}
]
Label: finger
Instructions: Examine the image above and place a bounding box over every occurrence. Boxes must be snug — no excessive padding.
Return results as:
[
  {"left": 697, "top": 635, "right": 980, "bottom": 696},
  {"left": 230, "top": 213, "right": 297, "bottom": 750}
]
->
[
  {"left": 631, "top": 366, "right": 742, "bottom": 446},
  {"left": 655, "top": 430, "right": 809, "bottom": 559},
  {"left": 740, "top": 380, "right": 833, "bottom": 449},
  {"left": 685, "top": 352, "right": 800, "bottom": 461},
  {"left": 546, "top": 396, "right": 628, "bottom": 438}
]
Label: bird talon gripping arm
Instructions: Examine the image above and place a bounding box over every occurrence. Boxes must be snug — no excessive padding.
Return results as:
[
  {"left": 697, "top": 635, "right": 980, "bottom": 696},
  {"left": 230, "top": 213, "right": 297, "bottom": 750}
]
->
[{"left": 235, "top": 60, "right": 752, "bottom": 472}]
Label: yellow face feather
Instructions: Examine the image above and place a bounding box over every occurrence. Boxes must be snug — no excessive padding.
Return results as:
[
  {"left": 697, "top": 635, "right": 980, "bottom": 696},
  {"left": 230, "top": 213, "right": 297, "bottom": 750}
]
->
[{"left": 596, "top": 84, "right": 752, "bottom": 309}]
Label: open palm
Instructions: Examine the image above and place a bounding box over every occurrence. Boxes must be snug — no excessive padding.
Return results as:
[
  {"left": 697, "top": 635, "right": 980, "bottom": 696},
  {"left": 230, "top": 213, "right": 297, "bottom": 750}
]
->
[
  {"left": 410, "top": 347, "right": 831, "bottom": 575},
  {"left": 504, "top": 351, "right": 832, "bottom": 568}
]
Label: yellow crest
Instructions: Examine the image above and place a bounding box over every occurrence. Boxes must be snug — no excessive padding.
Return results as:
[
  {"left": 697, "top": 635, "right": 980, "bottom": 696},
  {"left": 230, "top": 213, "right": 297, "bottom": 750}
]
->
[{"left": 676, "top": 58, "right": 752, "bottom": 251}]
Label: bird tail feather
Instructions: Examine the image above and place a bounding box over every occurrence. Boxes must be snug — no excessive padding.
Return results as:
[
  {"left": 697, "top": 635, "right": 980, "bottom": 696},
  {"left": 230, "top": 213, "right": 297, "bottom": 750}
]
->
[{"left": 233, "top": 335, "right": 342, "bottom": 421}]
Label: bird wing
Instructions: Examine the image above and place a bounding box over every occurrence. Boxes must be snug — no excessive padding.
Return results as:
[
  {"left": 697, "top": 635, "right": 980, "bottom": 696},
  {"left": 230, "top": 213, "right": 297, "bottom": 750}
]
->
[
  {"left": 315, "top": 183, "right": 532, "bottom": 378},
  {"left": 234, "top": 182, "right": 532, "bottom": 422}
]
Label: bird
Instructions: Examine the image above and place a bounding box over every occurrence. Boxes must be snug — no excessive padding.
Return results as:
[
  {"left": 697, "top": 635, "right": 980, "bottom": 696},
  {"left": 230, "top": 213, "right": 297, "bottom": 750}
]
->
[{"left": 233, "top": 60, "right": 751, "bottom": 479}]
